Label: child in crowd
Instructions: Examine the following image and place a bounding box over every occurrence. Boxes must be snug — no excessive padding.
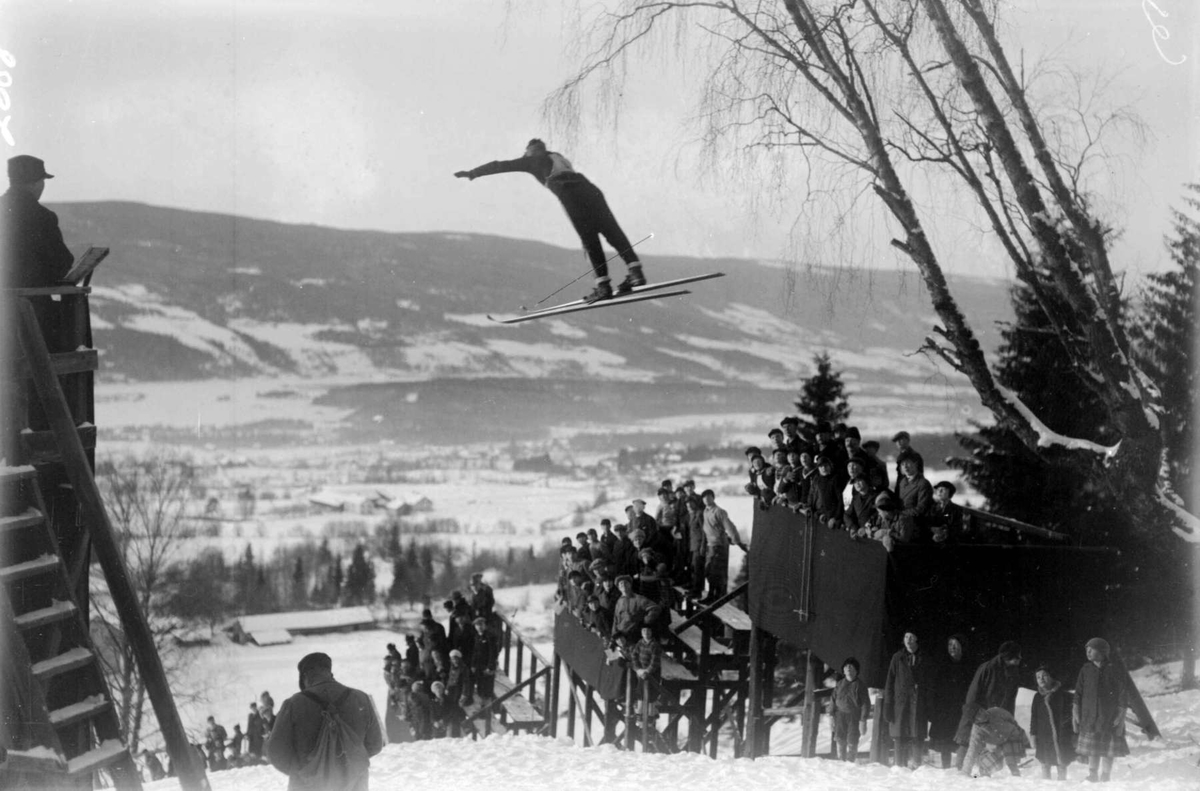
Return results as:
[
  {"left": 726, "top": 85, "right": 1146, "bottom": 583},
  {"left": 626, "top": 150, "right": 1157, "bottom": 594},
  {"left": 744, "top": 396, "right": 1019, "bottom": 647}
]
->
[
  {"left": 632, "top": 625, "right": 663, "bottom": 716},
  {"left": 830, "top": 657, "right": 870, "bottom": 762},
  {"left": 1030, "top": 663, "right": 1075, "bottom": 780}
]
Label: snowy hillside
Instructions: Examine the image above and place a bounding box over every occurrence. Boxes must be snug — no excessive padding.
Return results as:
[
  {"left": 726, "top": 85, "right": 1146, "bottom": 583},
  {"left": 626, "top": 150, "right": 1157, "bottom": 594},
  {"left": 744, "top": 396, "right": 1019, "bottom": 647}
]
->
[{"left": 57, "top": 201, "right": 1013, "bottom": 442}]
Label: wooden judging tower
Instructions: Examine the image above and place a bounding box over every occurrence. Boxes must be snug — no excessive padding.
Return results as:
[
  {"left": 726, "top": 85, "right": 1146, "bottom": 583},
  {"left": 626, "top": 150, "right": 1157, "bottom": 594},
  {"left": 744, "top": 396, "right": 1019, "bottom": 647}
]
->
[{"left": 1, "top": 285, "right": 207, "bottom": 790}]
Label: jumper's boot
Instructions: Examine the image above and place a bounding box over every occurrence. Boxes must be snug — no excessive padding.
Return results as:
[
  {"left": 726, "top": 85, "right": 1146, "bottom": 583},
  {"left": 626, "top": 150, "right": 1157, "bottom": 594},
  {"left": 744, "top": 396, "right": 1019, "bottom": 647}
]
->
[
  {"left": 585, "top": 278, "right": 613, "bottom": 303},
  {"left": 615, "top": 263, "right": 646, "bottom": 295}
]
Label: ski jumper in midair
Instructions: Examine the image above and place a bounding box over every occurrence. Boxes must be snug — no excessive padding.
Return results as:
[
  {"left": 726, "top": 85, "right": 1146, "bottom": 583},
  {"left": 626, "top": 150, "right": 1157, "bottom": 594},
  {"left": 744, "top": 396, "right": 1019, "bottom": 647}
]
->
[{"left": 455, "top": 139, "right": 645, "bottom": 303}]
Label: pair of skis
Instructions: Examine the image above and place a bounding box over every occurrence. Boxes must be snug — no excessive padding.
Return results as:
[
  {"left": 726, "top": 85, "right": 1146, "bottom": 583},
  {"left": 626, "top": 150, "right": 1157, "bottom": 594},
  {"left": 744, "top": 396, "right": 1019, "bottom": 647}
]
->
[{"left": 486, "top": 272, "right": 725, "bottom": 324}]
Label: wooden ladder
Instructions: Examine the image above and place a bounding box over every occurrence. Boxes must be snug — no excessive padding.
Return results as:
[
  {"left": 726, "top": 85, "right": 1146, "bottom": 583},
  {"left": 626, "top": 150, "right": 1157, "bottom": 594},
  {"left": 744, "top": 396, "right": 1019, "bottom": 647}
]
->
[{"left": 0, "top": 465, "right": 143, "bottom": 789}]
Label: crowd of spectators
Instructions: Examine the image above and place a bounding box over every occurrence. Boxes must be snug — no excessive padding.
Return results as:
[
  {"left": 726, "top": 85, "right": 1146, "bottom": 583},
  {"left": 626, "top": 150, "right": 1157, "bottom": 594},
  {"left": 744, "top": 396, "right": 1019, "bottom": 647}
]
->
[
  {"left": 139, "top": 690, "right": 277, "bottom": 780},
  {"left": 381, "top": 572, "right": 500, "bottom": 741},
  {"left": 744, "top": 418, "right": 964, "bottom": 551}
]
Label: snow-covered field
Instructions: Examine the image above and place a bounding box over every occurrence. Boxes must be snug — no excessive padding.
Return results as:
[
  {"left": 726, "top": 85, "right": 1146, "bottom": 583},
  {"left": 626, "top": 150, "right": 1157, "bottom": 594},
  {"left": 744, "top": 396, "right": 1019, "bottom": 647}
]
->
[{"left": 160, "top": 616, "right": 1199, "bottom": 791}]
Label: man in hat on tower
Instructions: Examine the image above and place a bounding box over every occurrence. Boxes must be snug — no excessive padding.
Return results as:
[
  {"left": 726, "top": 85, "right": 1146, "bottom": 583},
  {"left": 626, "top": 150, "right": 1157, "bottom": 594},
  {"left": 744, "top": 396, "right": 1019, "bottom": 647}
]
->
[
  {"left": 266, "top": 652, "right": 383, "bottom": 791},
  {"left": 1, "top": 155, "right": 74, "bottom": 288}
]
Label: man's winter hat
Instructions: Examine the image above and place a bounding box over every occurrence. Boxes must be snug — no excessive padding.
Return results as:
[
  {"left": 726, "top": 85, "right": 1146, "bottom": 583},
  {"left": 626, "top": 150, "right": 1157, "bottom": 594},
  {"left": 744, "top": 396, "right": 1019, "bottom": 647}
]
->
[
  {"left": 833, "top": 423, "right": 847, "bottom": 434},
  {"left": 744, "top": 446, "right": 762, "bottom": 457},
  {"left": 8, "top": 155, "right": 53, "bottom": 183},
  {"left": 934, "top": 481, "right": 957, "bottom": 495},
  {"left": 629, "top": 528, "right": 645, "bottom": 543},
  {"left": 1085, "top": 637, "right": 1111, "bottom": 658},
  {"left": 874, "top": 492, "right": 896, "bottom": 510},
  {"left": 850, "top": 474, "right": 868, "bottom": 485},
  {"left": 613, "top": 523, "right": 628, "bottom": 532},
  {"left": 842, "top": 657, "right": 861, "bottom": 672},
  {"left": 700, "top": 489, "right": 715, "bottom": 499},
  {"left": 684, "top": 479, "right": 696, "bottom": 487},
  {"left": 844, "top": 426, "right": 861, "bottom": 440},
  {"left": 768, "top": 428, "right": 783, "bottom": 438},
  {"left": 632, "top": 498, "right": 646, "bottom": 506},
  {"left": 614, "top": 574, "right": 633, "bottom": 586},
  {"left": 998, "top": 640, "right": 1022, "bottom": 660},
  {"left": 449, "top": 649, "right": 463, "bottom": 658},
  {"left": 473, "top": 616, "right": 487, "bottom": 626},
  {"left": 781, "top": 416, "right": 800, "bottom": 427},
  {"left": 816, "top": 421, "right": 833, "bottom": 435},
  {"left": 862, "top": 440, "right": 880, "bottom": 451},
  {"left": 891, "top": 430, "right": 911, "bottom": 442},
  {"left": 814, "top": 455, "right": 831, "bottom": 467},
  {"left": 526, "top": 138, "right": 546, "bottom": 150},
  {"left": 471, "top": 572, "right": 484, "bottom": 581},
  {"left": 297, "top": 652, "right": 332, "bottom": 675},
  {"left": 431, "top": 681, "right": 445, "bottom": 694}
]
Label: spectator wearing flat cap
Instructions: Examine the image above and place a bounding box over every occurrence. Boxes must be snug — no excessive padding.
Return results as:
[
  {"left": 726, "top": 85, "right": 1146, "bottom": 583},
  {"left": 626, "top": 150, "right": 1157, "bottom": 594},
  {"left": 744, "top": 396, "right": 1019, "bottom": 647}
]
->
[
  {"left": 469, "top": 617, "right": 499, "bottom": 700},
  {"left": 266, "top": 652, "right": 383, "bottom": 791},
  {"left": 781, "top": 416, "right": 809, "bottom": 457},
  {"left": 627, "top": 497, "right": 657, "bottom": 536},
  {"left": 896, "top": 456, "right": 934, "bottom": 533},
  {"left": 1, "top": 155, "right": 74, "bottom": 289},
  {"left": 844, "top": 474, "right": 878, "bottom": 538},
  {"left": 929, "top": 481, "right": 966, "bottom": 544},
  {"left": 445, "top": 649, "right": 473, "bottom": 708},
  {"left": 700, "top": 490, "right": 747, "bottom": 602},
  {"left": 861, "top": 440, "right": 890, "bottom": 492},
  {"left": 867, "top": 492, "right": 914, "bottom": 551},
  {"left": 609, "top": 523, "right": 640, "bottom": 578},
  {"left": 683, "top": 497, "right": 707, "bottom": 597},
  {"left": 955, "top": 641, "right": 1023, "bottom": 753},
  {"left": 745, "top": 454, "right": 776, "bottom": 511},
  {"left": 612, "top": 574, "right": 662, "bottom": 642},
  {"left": 891, "top": 431, "right": 925, "bottom": 491},
  {"left": 468, "top": 573, "right": 495, "bottom": 622},
  {"left": 767, "top": 427, "right": 788, "bottom": 457}
]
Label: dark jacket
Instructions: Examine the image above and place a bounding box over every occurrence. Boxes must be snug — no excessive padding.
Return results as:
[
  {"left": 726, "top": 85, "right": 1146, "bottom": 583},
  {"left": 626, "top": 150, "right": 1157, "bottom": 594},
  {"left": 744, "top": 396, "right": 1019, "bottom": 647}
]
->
[
  {"left": 896, "top": 474, "right": 934, "bottom": 525},
  {"left": 883, "top": 648, "right": 933, "bottom": 740},
  {"left": 928, "top": 648, "right": 975, "bottom": 743},
  {"left": 806, "top": 471, "right": 844, "bottom": 524},
  {"left": 832, "top": 676, "right": 870, "bottom": 718},
  {"left": 1, "top": 189, "right": 74, "bottom": 288},
  {"left": 1073, "top": 660, "right": 1128, "bottom": 736},
  {"left": 404, "top": 689, "right": 435, "bottom": 741},
  {"left": 631, "top": 637, "right": 663, "bottom": 677},
  {"left": 844, "top": 485, "right": 878, "bottom": 533},
  {"left": 1030, "top": 682, "right": 1076, "bottom": 765},
  {"left": 266, "top": 679, "right": 383, "bottom": 791},
  {"left": 956, "top": 654, "right": 1020, "bottom": 744},
  {"left": 612, "top": 592, "right": 662, "bottom": 640}
]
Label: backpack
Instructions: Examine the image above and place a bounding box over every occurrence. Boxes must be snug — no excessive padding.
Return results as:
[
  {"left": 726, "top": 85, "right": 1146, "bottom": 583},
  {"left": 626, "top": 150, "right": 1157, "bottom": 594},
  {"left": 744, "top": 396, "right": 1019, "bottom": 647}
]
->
[{"left": 297, "top": 688, "right": 370, "bottom": 790}]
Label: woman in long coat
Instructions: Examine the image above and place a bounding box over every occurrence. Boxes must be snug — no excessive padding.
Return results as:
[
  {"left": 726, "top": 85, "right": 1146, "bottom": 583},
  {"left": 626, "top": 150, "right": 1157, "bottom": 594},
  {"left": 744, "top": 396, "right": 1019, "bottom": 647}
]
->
[
  {"left": 1073, "top": 637, "right": 1128, "bottom": 782},
  {"left": 928, "top": 633, "right": 974, "bottom": 768},
  {"left": 883, "top": 631, "right": 934, "bottom": 769}
]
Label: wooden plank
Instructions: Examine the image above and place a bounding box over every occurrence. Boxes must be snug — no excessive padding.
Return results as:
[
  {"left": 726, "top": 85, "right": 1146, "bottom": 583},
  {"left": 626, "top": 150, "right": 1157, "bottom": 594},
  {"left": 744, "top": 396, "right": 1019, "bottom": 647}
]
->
[
  {"left": 50, "top": 696, "right": 111, "bottom": 729},
  {"left": 669, "top": 612, "right": 732, "bottom": 656},
  {"left": 22, "top": 424, "right": 97, "bottom": 464},
  {"left": 0, "top": 465, "right": 38, "bottom": 483},
  {"left": 14, "top": 599, "right": 78, "bottom": 631},
  {"left": 65, "top": 740, "right": 128, "bottom": 776},
  {"left": 12, "top": 349, "right": 100, "bottom": 379},
  {"left": 0, "top": 554, "right": 60, "bottom": 584},
  {"left": 0, "top": 507, "right": 44, "bottom": 534},
  {"left": 492, "top": 671, "right": 544, "bottom": 727},
  {"left": 712, "top": 603, "right": 752, "bottom": 631},
  {"left": 3, "top": 286, "right": 91, "bottom": 297},
  {"left": 660, "top": 655, "right": 696, "bottom": 683},
  {"left": 32, "top": 647, "right": 95, "bottom": 681}
]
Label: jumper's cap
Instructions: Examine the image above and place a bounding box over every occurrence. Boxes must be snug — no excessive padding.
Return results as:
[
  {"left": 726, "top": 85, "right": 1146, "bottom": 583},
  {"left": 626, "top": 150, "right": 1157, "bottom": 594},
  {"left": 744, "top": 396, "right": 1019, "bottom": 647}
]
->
[{"left": 8, "top": 155, "right": 53, "bottom": 183}]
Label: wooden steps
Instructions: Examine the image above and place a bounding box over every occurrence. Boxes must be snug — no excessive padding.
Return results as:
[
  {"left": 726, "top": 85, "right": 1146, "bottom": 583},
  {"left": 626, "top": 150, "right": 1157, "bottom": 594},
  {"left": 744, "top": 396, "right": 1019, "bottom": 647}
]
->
[
  {"left": 492, "top": 671, "right": 544, "bottom": 729},
  {"left": 14, "top": 599, "right": 78, "bottom": 631},
  {"left": 0, "top": 507, "right": 44, "bottom": 534},
  {"left": 32, "top": 647, "right": 96, "bottom": 681},
  {"left": 0, "top": 554, "right": 61, "bottom": 584}
]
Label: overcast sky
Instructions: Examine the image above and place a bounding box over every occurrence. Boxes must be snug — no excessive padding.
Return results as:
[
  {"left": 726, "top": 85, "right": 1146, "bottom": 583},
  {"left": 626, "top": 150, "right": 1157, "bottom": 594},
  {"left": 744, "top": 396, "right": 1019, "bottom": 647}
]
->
[{"left": 1, "top": 0, "right": 1195, "bottom": 278}]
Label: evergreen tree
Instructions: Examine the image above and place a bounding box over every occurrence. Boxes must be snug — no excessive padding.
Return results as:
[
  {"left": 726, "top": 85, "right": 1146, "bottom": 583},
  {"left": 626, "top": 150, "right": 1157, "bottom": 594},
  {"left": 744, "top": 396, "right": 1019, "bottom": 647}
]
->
[
  {"left": 328, "top": 554, "right": 344, "bottom": 604},
  {"left": 344, "top": 544, "right": 376, "bottom": 605},
  {"left": 794, "top": 351, "right": 851, "bottom": 427},
  {"left": 388, "top": 554, "right": 409, "bottom": 604},
  {"left": 386, "top": 522, "right": 402, "bottom": 560},
  {"left": 1134, "top": 183, "right": 1199, "bottom": 509},
  {"left": 419, "top": 544, "right": 435, "bottom": 595},
  {"left": 291, "top": 557, "right": 307, "bottom": 608}
]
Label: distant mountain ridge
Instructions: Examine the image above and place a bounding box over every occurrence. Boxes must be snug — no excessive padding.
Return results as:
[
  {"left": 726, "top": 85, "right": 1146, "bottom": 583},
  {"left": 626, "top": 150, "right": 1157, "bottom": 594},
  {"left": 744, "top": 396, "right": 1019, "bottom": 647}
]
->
[{"left": 53, "top": 201, "right": 1013, "bottom": 412}]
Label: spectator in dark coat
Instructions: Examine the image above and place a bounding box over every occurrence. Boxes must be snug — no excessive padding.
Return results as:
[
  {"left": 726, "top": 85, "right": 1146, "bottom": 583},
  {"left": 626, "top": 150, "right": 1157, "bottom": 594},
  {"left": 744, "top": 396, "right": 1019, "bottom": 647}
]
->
[
  {"left": 883, "top": 631, "right": 933, "bottom": 769},
  {"left": 745, "top": 454, "right": 776, "bottom": 510},
  {"left": 631, "top": 625, "right": 664, "bottom": 715},
  {"left": 1, "top": 155, "right": 74, "bottom": 289},
  {"left": 583, "top": 595, "right": 614, "bottom": 638},
  {"left": 404, "top": 634, "right": 420, "bottom": 669},
  {"left": 955, "top": 641, "right": 1022, "bottom": 749},
  {"left": 140, "top": 749, "right": 166, "bottom": 781},
  {"left": 627, "top": 498, "right": 657, "bottom": 536},
  {"left": 469, "top": 617, "right": 499, "bottom": 700},
  {"left": 246, "top": 702, "right": 264, "bottom": 757},
  {"left": 612, "top": 575, "right": 662, "bottom": 642},
  {"left": 861, "top": 440, "right": 890, "bottom": 492},
  {"left": 609, "top": 524, "right": 640, "bottom": 578},
  {"left": 445, "top": 649, "right": 474, "bottom": 707},
  {"left": 1031, "top": 663, "right": 1075, "bottom": 780},
  {"left": 682, "top": 496, "right": 706, "bottom": 596},
  {"left": 929, "top": 481, "right": 966, "bottom": 544},
  {"left": 868, "top": 492, "right": 915, "bottom": 552},
  {"left": 449, "top": 612, "right": 475, "bottom": 665},
  {"left": 266, "top": 652, "right": 383, "bottom": 791},
  {"left": 469, "top": 573, "right": 495, "bottom": 621},
  {"left": 229, "top": 724, "right": 244, "bottom": 758},
  {"left": 814, "top": 423, "right": 849, "bottom": 492},
  {"left": 405, "top": 680, "right": 435, "bottom": 741},
  {"left": 1073, "top": 637, "right": 1129, "bottom": 782},
  {"left": 895, "top": 457, "right": 933, "bottom": 532},
  {"left": 844, "top": 475, "right": 878, "bottom": 537},
  {"left": 891, "top": 431, "right": 925, "bottom": 486},
  {"left": 429, "top": 680, "right": 467, "bottom": 738},
  {"left": 928, "top": 633, "right": 974, "bottom": 768},
  {"left": 804, "top": 456, "right": 844, "bottom": 529}
]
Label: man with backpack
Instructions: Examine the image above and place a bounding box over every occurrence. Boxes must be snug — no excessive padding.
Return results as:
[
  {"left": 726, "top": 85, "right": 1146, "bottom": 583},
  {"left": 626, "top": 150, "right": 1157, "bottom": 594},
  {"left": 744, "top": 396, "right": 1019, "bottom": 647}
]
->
[{"left": 267, "top": 652, "right": 384, "bottom": 791}]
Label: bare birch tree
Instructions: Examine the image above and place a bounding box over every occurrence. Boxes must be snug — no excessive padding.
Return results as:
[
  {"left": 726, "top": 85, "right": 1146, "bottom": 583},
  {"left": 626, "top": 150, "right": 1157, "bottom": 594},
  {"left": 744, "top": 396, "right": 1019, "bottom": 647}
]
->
[{"left": 548, "top": 0, "right": 1197, "bottom": 542}]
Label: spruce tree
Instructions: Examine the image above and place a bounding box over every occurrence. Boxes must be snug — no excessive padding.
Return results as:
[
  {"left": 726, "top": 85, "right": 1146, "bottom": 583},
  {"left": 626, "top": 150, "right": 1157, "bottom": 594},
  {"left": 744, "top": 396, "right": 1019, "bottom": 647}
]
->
[
  {"left": 291, "top": 556, "right": 306, "bottom": 608},
  {"left": 1134, "top": 183, "right": 1199, "bottom": 508},
  {"left": 344, "top": 544, "right": 375, "bottom": 605},
  {"left": 794, "top": 351, "right": 851, "bottom": 426},
  {"left": 388, "top": 554, "right": 408, "bottom": 603}
]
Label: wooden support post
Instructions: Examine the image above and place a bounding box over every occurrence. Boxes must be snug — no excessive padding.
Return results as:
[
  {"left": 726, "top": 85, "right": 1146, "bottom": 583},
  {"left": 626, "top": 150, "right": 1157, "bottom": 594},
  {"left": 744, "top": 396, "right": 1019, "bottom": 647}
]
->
[
  {"left": 624, "top": 668, "right": 634, "bottom": 750},
  {"left": 687, "top": 688, "right": 704, "bottom": 753},
  {"left": 761, "top": 632, "right": 777, "bottom": 756},
  {"left": 640, "top": 677, "right": 650, "bottom": 753},
  {"left": 549, "top": 653, "right": 561, "bottom": 738},
  {"left": 745, "top": 625, "right": 761, "bottom": 759},
  {"left": 801, "top": 649, "right": 816, "bottom": 758},
  {"left": 502, "top": 621, "right": 512, "bottom": 676},
  {"left": 584, "top": 681, "right": 598, "bottom": 748},
  {"left": 566, "top": 670, "right": 577, "bottom": 741},
  {"left": 16, "top": 300, "right": 208, "bottom": 791}
]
